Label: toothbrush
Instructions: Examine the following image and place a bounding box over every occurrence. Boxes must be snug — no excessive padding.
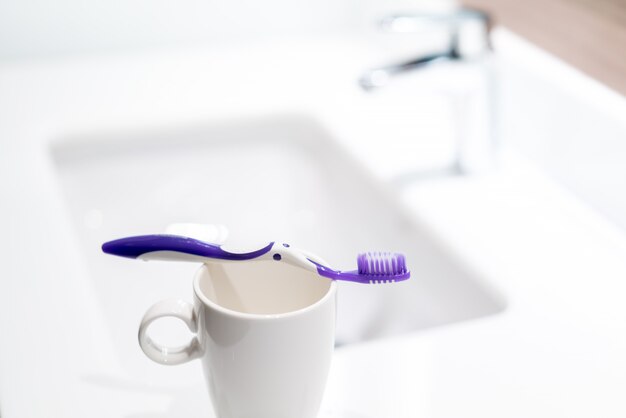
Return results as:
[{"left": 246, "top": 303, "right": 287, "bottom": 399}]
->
[{"left": 102, "top": 235, "right": 410, "bottom": 284}]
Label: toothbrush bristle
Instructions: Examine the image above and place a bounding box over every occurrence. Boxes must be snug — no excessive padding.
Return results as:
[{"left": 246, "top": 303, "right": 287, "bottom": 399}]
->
[{"left": 357, "top": 252, "right": 407, "bottom": 277}]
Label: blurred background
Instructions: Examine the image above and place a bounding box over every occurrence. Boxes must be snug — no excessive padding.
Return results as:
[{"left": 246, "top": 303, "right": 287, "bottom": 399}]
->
[
  {"left": 1, "top": 0, "right": 624, "bottom": 94},
  {"left": 2, "top": 0, "right": 626, "bottom": 417},
  {"left": 0, "top": 0, "right": 451, "bottom": 58}
]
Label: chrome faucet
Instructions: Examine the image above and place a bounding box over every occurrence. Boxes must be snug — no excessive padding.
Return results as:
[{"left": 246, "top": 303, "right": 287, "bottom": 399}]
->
[{"left": 360, "top": 8, "right": 497, "bottom": 177}]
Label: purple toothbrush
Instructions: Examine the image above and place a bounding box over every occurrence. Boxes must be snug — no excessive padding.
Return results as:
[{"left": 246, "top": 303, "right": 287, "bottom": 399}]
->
[{"left": 102, "top": 235, "right": 410, "bottom": 284}]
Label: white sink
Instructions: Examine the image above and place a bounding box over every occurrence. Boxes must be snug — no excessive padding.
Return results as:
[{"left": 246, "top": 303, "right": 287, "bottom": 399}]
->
[{"left": 50, "top": 114, "right": 505, "bottom": 383}]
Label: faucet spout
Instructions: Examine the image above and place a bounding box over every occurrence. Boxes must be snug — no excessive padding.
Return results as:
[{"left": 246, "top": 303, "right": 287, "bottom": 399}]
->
[{"left": 359, "top": 51, "right": 457, "bottom": 90}]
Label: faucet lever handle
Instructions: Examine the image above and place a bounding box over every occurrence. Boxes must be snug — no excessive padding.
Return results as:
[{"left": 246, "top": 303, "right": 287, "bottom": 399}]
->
[
  {"left": 379, "top": 8, "right": 492, "bottom": 60},
  {"left": 379, "top": 8, "right": 491, "bottom": 34}
]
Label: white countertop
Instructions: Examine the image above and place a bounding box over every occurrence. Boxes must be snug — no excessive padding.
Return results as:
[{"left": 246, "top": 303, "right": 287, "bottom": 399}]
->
[{"left": 2, "top": 29, "right": 626, "bottom": 417}]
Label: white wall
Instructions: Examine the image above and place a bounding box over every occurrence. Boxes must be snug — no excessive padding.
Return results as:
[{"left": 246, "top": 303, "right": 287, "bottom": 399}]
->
[{"left": 0, "top": 0, "right": 455, "bottom": 60}]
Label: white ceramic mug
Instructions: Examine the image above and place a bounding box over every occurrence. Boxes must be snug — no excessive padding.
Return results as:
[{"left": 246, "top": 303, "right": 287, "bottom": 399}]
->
[{"left": 138, "top": 260, "right": 337, "bottom": 418}]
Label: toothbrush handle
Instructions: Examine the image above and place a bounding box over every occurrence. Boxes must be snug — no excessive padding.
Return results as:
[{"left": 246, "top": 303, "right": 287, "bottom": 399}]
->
[{"left": 102, "top": 234, "right": 274, "bottom": 261}]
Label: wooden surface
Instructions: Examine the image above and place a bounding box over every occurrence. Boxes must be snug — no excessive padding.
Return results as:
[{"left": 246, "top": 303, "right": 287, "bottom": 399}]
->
[{"left": 463, "top": 0, "right": 626, "bottom": 96}]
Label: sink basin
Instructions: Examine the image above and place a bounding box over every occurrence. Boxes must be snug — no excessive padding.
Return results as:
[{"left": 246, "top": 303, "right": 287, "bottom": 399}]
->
[{"left": 51, "top": 114, "right": 504, "bottom": 381}]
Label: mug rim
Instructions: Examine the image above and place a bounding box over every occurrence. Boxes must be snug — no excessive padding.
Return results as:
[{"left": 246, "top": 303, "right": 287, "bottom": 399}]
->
[{"left": 192, "top": 264, "right": 337, "bottom": 320}]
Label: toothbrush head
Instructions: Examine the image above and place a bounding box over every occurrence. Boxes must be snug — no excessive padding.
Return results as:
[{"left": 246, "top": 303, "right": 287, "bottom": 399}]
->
[
  {"left": 310, "top": 251, "right": 410, "bottom": 284},
  {"left": 357, "top": 252, "right": 409, "bottom": 283}
]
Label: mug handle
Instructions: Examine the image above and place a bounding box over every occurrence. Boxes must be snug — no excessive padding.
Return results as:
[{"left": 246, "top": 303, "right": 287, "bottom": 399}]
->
[{"left": 138, "top": 298, "right": 202, "bottom": 365}]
